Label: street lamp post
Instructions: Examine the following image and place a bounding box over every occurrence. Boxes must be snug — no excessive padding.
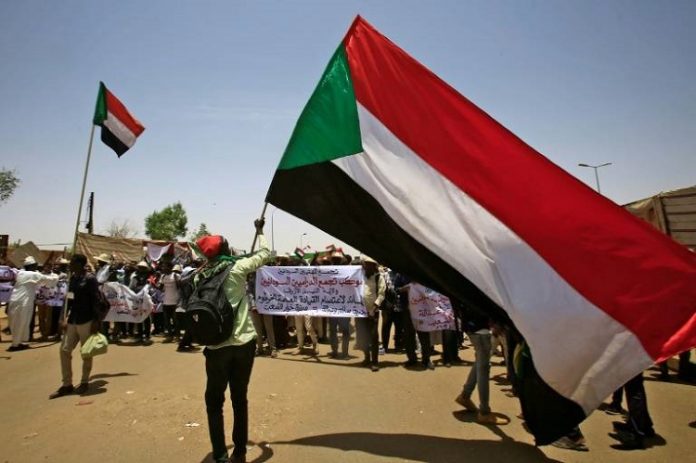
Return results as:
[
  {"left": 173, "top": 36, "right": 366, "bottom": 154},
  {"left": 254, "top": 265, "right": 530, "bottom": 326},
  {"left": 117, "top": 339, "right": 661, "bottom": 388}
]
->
[
  {"left": 300, "top": 232, "right": 307, "bottom": 249},
  {"left": 578, "top": 162, "right": 612, "bottom": 193}
]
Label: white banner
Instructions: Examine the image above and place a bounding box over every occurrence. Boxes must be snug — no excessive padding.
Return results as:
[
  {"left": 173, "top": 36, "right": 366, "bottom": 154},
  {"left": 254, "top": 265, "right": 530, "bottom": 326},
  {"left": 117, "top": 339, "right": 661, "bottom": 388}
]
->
[
  {"left": 0, "top": 265, "right": 16, "bottom": 283},
  {"left": 0, "top": 283, "right": 12, "bottom": 303},
  {"left": 255, "top": 265, "right": 367, "bottom": 317},
  {"left": 46, "top": 278, "right": 68, "bottom": 307},
  {"left": 101, "top": 282, "right": 154, "bottom": 323},
  {"left": 146, "top": 243, "right": 171, "bottom": 262},
  {"left": 408, "top": 283, "right": 456, "bottom": 332}
]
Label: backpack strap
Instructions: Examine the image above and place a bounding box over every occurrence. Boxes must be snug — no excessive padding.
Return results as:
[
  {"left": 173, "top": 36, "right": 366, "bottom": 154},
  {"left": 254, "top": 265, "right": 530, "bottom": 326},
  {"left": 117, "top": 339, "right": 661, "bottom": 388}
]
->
[{"left": 194, "top": 262, "right": 234, "bottom": 297}]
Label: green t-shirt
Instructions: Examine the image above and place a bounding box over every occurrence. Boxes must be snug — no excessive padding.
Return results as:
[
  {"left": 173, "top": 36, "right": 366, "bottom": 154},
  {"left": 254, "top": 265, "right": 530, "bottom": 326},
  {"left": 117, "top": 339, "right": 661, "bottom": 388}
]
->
[{"left": 206, "top": 234, "right": 271, "bottom": 349}]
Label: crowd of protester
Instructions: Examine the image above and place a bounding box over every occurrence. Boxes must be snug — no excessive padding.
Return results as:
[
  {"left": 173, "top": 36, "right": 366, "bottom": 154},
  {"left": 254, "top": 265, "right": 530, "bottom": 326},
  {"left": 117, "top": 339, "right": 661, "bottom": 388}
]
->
[{"left": 1, "top": 242, "right": 694, "bottom": 453}]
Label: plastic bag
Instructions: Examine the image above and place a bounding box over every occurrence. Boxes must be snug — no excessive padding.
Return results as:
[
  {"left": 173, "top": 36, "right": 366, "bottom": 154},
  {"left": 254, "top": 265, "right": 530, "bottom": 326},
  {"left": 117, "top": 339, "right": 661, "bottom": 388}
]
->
[{"left": 80, "top": 332, "right": 108, "bottom": 360}]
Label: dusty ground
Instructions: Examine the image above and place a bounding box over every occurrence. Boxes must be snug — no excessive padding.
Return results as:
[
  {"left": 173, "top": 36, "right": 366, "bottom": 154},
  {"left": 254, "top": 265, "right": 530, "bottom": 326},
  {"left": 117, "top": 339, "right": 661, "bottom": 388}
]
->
[{"left": 1, "top": 316, "right": 694, "bottom": 463}]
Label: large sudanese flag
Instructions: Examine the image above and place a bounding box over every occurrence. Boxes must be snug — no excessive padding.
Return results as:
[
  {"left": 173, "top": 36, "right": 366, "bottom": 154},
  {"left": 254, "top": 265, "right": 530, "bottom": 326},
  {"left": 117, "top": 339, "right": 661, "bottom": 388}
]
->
[
  {"left": 93, "top": 82, "right": 145, "bottom": 157},
  {"left": 265, "top": 16, "right": 696, "bottom": 444}
]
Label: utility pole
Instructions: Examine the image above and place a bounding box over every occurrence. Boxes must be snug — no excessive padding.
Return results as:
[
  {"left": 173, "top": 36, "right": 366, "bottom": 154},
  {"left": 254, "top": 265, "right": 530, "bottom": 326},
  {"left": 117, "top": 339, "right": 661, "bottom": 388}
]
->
[{"left": 86, "top": 192, "right": 94, "bottom": 234}]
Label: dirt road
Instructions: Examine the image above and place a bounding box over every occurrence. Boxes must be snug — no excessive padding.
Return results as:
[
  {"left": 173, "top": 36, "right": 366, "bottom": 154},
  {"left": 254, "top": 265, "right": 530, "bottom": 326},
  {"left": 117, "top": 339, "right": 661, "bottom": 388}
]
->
[{"left": 1, "top": 326, "right": 694, "bottom": 462}]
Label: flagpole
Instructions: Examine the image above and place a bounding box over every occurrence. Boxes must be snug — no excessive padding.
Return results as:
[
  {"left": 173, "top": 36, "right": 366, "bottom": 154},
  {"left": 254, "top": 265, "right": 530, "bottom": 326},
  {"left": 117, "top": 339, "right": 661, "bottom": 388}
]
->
[
  {"left": 62, "top": 123, "right": 96, "bottom": 323},
  {"left": 250, "top": 202, "right": 269, "bottom": 253},
  {"left": 72, "top": 123, "right": 97, "bottom": 250}
]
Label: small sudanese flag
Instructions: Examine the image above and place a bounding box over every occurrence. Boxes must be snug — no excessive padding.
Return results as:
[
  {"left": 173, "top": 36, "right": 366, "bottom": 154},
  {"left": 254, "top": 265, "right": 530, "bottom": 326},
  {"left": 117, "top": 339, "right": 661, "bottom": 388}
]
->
[{"left": 93, "top": 82, "right": 145, "bottom": 157}]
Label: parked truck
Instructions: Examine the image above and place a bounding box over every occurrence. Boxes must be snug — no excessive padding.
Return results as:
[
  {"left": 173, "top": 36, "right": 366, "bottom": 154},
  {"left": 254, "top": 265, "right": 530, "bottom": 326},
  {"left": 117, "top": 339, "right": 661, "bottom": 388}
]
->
[{"left": 624, "top": 185, "right": 696, "bottom": 251}]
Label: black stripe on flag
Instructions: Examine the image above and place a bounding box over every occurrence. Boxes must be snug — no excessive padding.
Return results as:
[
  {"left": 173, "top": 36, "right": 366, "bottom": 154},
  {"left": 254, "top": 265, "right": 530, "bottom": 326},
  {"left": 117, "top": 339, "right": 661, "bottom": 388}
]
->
[
  {"left": 267, "top": 161, "right": 586, "bottom": 444},
  {"left": 268, "top": 162, "right": 505, "bottom": 319},
  {"left": 100, "top": 125, "right": 130, "bottom": 157}
]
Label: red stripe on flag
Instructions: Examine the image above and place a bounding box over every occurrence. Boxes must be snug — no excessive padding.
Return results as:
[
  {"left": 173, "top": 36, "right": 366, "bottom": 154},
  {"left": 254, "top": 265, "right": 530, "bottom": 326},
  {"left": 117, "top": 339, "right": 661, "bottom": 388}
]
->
[
  {"left": 344, "top": 17, "right": 696, "bottom": 360},
  {"left": 105, "top": 88, "right": 145, "bottom": 137}
]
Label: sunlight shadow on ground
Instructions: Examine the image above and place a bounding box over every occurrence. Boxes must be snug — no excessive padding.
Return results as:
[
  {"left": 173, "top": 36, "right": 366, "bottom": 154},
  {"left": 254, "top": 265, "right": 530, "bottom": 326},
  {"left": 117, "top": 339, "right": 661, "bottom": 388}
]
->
[
  {"left": 272, "top": 431, "right": 561, "bottom": 463},
  {"left": 79, "top": 379, "right": 108, "bottom": 397},
  {"left": 452, "top": 410, "right": 513, "bottom": 437},
  {"left": 91, "top": 372, "right": 138, "bottom": 379},
  {"left": 199, "top": 441, "right": 274, "bottom": 463},
  {"left": 271, "top": 354, "right": 404, "bottom": 370}
]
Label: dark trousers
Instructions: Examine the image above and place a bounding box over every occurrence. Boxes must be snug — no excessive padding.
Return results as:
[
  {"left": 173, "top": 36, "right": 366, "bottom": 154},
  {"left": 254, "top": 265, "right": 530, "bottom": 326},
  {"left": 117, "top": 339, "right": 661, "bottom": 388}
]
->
[
  {"left": 360, "top": 314, "right": 380, "bottom": 365},
  {"left": 29, "top": 304, "right": 37, "bottom": 339},
  {"left": 116, "top": 322, "right": 128, "bottom": 337},
  {"left": 624, "top": 372, "right": 654, "bottom": 436},
  {"left": 611, "top": 386, "right": 623, "bottom": 407},
  {"left": 50, "top": 307, "right": 62, "bottom": 337},
  {"left": 273, "top": 316, "right": 289, "bottom": 348},
  {"left": 402, "top": 308, "right": 431, "bottom": 364},
  {"left": 658, "top": 351, "right": 693, "bottom": 379},
  {"left": 163, "top": 305, "right": 178, "bottom": 337},
  {"left": 176, "top": 312, "right": 193, "bottom": 348},
  {"left": 152, "top": 312, "right": 165, "bottom": 334},
  {"left": 381, "top": 309, "right": 403, "bottom": 351},
  {"left": 505, "top": 330, "right": 520, "bottom": 395},
  {"left": 442, "top": 330, "right": 459, "bottom": 363},
  {"left": 679, "top": 351, "right": 694, "bottom": 380},
  {"left": 139, "top": 317, "right": 151, "bottom": 339},
  {"left": 204, "top": 341, "right": 256, "bottom": 460},
  {"left": 328, "top": 317, "right": 350, "bottom": 355}
]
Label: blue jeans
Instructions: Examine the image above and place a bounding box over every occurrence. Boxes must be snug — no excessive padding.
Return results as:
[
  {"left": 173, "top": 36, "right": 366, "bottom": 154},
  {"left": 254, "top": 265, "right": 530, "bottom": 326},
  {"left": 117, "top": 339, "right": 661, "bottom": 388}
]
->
[{"left": 463, "top": 332, "right": 492, "bottom": 414}]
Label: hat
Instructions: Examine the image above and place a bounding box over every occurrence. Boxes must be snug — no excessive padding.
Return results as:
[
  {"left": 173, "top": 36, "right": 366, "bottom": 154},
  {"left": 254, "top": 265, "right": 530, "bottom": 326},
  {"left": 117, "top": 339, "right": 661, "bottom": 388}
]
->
[
  {"left": 23, "top": 256, "right": 37, "bottom": 266},
  {"left": 57, "top": 258, "right": 70, "bottom": 265},
  {"left": 330, "top": 249, "right": 348, "bottom": 264},
  {"left": 172, "top": 264, "right": 182, "bottom": 272},
  {"left": 196, "top": 235, "right": 225, "bottom": 260},
  {"left": 94, "top": 253, "right": 110, "bottom": 263},
  {"left": 361, "top": 255, "right": 378, "bottom": 265},
  {"left": 136, "top": 260, "right": 150, "bottom": 269}
]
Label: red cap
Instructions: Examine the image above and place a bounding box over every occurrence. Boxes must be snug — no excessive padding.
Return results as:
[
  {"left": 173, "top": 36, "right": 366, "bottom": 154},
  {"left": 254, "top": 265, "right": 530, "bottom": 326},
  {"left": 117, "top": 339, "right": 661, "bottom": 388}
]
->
[{"left": 197, "top": 235, "right": 224, "bottom": 259}]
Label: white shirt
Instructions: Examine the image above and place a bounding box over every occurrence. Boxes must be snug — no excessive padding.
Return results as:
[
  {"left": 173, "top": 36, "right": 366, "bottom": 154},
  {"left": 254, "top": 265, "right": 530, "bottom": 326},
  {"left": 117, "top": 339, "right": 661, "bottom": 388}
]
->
[
  {"left": 161, "top": 272, "right": 181, "bottom": 305},
  {"left": 8, "top": 270, "right": 58, "bottom": 312}
]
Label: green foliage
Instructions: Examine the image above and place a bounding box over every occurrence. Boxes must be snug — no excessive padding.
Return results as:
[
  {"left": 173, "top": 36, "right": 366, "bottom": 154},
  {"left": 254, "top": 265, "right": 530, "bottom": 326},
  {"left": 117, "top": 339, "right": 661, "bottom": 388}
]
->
[
  {"left": 144, "top": 202, "right": 188, "bottom": 241},
  {"left": 0, "top": 168, "right": 20, "bottom": 205},
  {"left": 189, "top": 222, "right": 211, "bottom": 241}
]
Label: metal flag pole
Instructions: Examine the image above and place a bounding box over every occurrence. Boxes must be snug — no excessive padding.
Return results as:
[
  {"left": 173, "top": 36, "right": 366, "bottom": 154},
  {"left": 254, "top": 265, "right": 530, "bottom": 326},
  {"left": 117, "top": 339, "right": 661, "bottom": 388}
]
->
[
  {"left": 72, "top": 124, "right": 96, "bottom": 250},
  {"left": 250, "top": 202, "right": 269, "bottom": 253},
  {"left": 61, "top": 123, "right": 97, "bottom": 323}
]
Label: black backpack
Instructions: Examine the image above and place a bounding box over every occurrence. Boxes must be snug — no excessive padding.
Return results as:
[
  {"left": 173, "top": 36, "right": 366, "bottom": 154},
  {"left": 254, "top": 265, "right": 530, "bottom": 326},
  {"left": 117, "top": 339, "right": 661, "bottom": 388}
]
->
[{"left": 182, "top": 263, "right": 239, "bottom": 346}]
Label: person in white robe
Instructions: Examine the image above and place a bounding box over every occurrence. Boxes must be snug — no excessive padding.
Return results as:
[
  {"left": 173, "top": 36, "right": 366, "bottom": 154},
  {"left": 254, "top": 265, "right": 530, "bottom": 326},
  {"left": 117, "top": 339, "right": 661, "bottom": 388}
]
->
[{"left": 7, "top": 256, "right": 58, "bottom": 351}]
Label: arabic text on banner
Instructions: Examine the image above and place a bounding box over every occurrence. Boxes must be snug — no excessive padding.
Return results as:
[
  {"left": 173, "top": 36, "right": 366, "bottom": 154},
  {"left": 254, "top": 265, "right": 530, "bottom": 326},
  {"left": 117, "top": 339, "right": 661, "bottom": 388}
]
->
[
  {"left": 255, "top": 265, "right": 367, "bottom": 317},
  {"left": 101, "top": 282, "right": 153, "bottom": 323},
  {"left": 408, "top": 283, "right": 456, "bottom": 332}
]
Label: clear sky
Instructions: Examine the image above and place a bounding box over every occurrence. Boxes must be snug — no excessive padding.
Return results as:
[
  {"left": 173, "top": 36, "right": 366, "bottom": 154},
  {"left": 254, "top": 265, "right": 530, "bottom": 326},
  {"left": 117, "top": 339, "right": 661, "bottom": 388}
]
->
[{"left": 1, "top": 0, "right": 695, "bottom": 255}]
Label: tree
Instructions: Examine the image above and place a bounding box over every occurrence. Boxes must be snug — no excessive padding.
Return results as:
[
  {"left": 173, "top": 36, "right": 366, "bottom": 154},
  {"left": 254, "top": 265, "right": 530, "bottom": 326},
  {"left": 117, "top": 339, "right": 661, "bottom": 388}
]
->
[
  {"left": 105, "top": 219, "right": 139, "bottom": 238},
  {"left": 189, "top": 222, "right": 211, "bottom": 241},
  {"left": 0, "top": 168, "right": 20, "bottom": 205},
  {"left": 144, "top": 202, "right": 188, "bottom": 241}
]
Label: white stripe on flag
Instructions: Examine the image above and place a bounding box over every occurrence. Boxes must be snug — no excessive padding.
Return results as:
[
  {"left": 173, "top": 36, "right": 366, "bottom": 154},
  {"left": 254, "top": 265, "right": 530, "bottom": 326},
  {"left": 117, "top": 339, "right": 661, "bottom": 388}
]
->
[
  {"left": 332, "top": 104, "right": 652, "bottom": 412},
  {"left": 103, "top": 111, "right": 137, "bottom": 148},
  {"left": 146, "top": 243, "right": 171, "bottom": 262}
]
